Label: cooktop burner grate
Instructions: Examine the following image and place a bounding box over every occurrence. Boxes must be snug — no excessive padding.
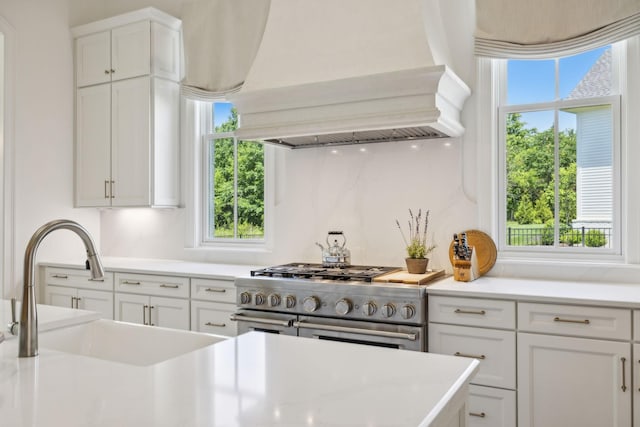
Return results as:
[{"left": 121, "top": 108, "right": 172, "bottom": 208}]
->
[{"left": 251, "top": 263, "right": 399, "bottom": 282}]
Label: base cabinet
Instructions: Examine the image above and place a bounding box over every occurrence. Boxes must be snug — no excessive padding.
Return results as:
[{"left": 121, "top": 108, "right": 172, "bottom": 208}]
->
[
  {"left": 115, "top": 293, "right": 189, "bottom": 330},
  {"left": 468, "top": 385, "right": 516, "bottom": 427},
  {"left": 517, "top": 332, "right": 631, "bottom": 427},
  {"left": 45, "top": 286, "right": 114, "bottom": 320}
]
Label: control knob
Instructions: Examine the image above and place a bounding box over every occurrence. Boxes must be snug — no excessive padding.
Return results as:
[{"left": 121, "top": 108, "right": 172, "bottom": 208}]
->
[
  {"left": 381, "top": 303, "right": 396, "bottom": 318},
  {"left": 303, "top": 296, "right": 321, "bottom": 312},
  {"left": 285, "top": 295, "right": 296, "bottom": 309},
  {"left": 335, "top": 298, "right": 353, "bottom": 316},
  {"left": 401, "top": 304, "right": 416, "bottom": 320},
  {"left": 362, "top": 301, "right": 377, "bottom": 316},
  {"left": 239, "top": 292, "right": 251, "bottom": 305},
  {"left": 268, "top": 293, "right": 281, "bottom": 307},
  {"left": 254, "top": 293, "right": 266, "bottom": 306}
]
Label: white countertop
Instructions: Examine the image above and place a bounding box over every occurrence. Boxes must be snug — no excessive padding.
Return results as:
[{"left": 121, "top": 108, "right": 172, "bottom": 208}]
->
[
  {"left": 0, "top": 329, "right": 478, "bottom": 427},
  {"left": 0, "top": 300, "right": 101, "bottom": 339},
  {"left": 427, "top": 276, "right": 640, "bottom": 308},
  {"left": 40, "top": 256, "right": 265, "bottom": 280}
]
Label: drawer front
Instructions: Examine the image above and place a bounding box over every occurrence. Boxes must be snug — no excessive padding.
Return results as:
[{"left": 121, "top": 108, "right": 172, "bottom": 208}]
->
[
  {"left": 518, "top": 302, "right": 631, "bottom": 340},
  {"left": 191, "top": 301, "right": 237, "bottom": 337},
  {"left": 468, "top": 385, "right": 516, "bottom": 427},
  {"left": 428, "top": 296, "right": 516, "bottom": 329},
  {"left": 45, "top": 267, "right": 114, "bottom": 291},
  {"left": 428, "top": 323, "right": 516, "bottom": 389},
  {"left": 191, "top": 278, "right": 236, "bottom": 303},
  {"left": 634, "top": 311, "right": 640, "bottom": 342},
  {"left": 115, "top": 273, "right": 189, "bottom": 298}
]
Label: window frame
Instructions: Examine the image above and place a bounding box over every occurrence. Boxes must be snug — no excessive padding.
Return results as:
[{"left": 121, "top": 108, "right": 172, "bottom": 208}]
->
[
  {"left": 183, "top": 98, "right": 274, "bottom": 252},
  {"left": 477, "top": 40, "right": 636, "bottom": 265}
]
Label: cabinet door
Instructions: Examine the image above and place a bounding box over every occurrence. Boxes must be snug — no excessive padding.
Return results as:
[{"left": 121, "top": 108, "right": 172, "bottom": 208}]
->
[
  {"left": 75, "top": 31, "right": 111, "bottom": 87},
  {"left": 76, "top": 84, "right": 111, "bottom": 207},
  {"left": 150, "top": 296, "right": 189, "bottom": 330},
  {"left": 115, "top": 293, "right": 149, "bottom": 325},
  {"left": 468, "top": 385, "right": 516, "bottom": 427},
  {"left": 45, "top": 285, "right": 76, "bottom": 309},
  {"left": 111, "top": 21, "right": 150, "bottom": 82},
  {"left": 111, "top": 77, "right": 150, "bottom": 206},
  {"left": 429, "top": 323, "right": 516, "bottom": 389},
  {"left": 77, "top": 289, "right": 113, "bottom": 320},
  {"left": 191, "top": 300, "right": 237, "bottom": 337},
  {"left": 518, "top": 332, "right": 631, "bottom": 427}
]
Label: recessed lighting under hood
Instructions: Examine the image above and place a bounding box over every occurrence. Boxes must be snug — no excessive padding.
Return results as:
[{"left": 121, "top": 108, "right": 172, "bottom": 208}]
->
[{"left": 228, "top": 0, "right": 471, "bottom": 149}]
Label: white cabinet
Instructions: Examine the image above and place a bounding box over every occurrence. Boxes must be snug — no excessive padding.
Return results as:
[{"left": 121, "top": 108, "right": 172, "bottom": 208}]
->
[
  {"left": 115, "top": 293, "right": 189, "bottom": 330},
  {"left": 43, "top": 267, "right": 114, "bottom": 319},
  {"left": 190, "top": 278, "right": 238, "bottom": 337},
  {"left": 73, "top": 9, "right": 181, "bottom": 207},
  {"left": 428, "top": 295, "right": 517, "bottom": 426},
  {"left": 518, "top": 332, "right": 631, "bottom": 427},
  {"left": 517, "top": 302, "right": 633, "bottom": 427},
  {"left": 114, "top": 272, "right": 190, "bottom": 330},
  {"left": 468, "top": 385, "right": 516, "bottom": 427}
]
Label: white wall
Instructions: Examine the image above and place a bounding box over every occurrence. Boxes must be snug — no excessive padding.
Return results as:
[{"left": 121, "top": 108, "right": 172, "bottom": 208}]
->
[
  {"left": 92, "top": 0, "right": 479, "bottom": 272},
  {"left": 100, "top": 139, "right": 478, "bottom": 270},
  {"left": 0, "top": 0, "right": 100, "bottom": 298}
]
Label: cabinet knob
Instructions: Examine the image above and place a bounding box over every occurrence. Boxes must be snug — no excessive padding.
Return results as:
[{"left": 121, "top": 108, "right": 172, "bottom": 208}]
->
[{"left": 104, "top": 69, "right": 110, "bottom": 74}]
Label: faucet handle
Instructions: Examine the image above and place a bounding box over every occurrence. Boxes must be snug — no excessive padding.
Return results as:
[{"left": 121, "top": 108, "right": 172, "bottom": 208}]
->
[{"left": 8, "top": 297, "right": 18, "bottom": 336}]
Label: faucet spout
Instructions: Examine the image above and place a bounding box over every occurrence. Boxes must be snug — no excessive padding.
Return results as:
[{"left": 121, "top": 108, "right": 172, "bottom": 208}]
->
[{"left": 19, "top": 219, "right": 104, "bottom": 357}]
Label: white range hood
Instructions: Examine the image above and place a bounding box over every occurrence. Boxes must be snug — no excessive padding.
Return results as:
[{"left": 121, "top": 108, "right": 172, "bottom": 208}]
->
[{"left": 229, "top": 0, "right": 471, "bottom": 148}]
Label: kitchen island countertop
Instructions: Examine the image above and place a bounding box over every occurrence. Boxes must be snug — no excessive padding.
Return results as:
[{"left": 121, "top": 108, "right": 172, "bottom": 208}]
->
[{"left": 0, "top": 330, "right": 478, "bottom": 427}]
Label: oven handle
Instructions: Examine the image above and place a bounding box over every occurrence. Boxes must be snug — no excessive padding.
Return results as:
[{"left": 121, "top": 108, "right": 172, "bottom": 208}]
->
[
  {"left": 230, "top": 313, "right": 294, "bottom": 327},
  {"left": 293, "top": 320, "right": 417, "bottom": 341}
]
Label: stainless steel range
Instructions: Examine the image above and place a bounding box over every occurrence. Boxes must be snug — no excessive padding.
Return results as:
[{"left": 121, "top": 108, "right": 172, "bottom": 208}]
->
[{"left": 232, "top": 263, "right": 427, "bottom": 351}]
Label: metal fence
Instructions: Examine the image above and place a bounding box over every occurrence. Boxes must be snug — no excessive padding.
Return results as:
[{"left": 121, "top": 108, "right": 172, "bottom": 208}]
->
[{"left": 507, "top": 226, "right": 612, "bottom": 248}]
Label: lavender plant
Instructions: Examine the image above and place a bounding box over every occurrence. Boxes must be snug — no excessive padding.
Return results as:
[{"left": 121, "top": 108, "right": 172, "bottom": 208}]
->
[{"left": 396, "top": 209, "right": 436, "bottom": 259}]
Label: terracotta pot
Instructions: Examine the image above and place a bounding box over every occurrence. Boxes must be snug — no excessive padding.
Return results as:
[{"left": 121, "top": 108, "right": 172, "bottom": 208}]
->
[{"left": 405, "top": 257, "right": 428, "bottom": 274}]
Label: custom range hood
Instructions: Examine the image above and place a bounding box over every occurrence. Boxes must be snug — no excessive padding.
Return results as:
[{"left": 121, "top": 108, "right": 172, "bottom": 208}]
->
[{"left": 228, "top": 0, "right": 471, "bottom": 149}]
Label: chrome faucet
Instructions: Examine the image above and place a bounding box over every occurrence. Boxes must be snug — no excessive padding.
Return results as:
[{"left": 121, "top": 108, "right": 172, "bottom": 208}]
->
[{"left": 19, "top": 219, "right": 104, "bottom": 357}]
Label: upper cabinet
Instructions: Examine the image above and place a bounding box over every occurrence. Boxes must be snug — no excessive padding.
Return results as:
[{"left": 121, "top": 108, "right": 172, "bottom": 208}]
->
[
  {"left": 75, "top": 19, "right": 180, "bottom": 87},
  {"left": 72, "top": 8, "right": 181, "bottom": 208}
]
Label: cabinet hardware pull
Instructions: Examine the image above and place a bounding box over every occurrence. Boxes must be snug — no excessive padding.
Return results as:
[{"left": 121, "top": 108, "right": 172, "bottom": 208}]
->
[
  {"left": 75, "top": 297, "right": 82, "bottom": 309},
  {"left": 104, "top": 70, "right": 110, "bottom": 74},
  {"left": 52, "top": 274, "right": 68, "bottom": 279},
  {"left": 148, "top": 305, "right": 154, "bottom": 326},
  {"left": 71, "top": 296, "right": 76, "bottom": 308},
  {"left": 205, "top": 322, "right": 226, "bottom": 327},
  {"left": 110, "top": 69, "right": 115, "bottom": 73},
  {"left": 143, "top": 304, "right": 148, "bottom": 325},
  {"left": 454, "top": 308, "right": 486, "bottom": 315},
  {"left": 454, "top": 351, "right": 486, "bottom": 360},
  {"left": 205, "top": 288, "right": 226, "bottom": 293},
  {"left": 160, "top": 284, "right": 179, "bottom": 289},
  {"left": 553, "top": 317, "right": 590, "bottom": 325},
  {"left": 621, "top": 357, "right": 627, "bottom": 392},
  {"left": 123, "top": 281, "right": 141, "bottom": 285},
  {"left": 110, "top": 181, "right": 115, "bottom": 199},
  {"left": 104, "top": 180, "right": 110, "bottom": 199},
  {"left": 469, "top": 412, "right": 486, "bottom": 418}
]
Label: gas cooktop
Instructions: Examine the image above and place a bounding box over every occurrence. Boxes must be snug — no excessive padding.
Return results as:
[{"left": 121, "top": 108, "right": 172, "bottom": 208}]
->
[{"left": 251, "top": 263, "right": 400, "bottom": 282}]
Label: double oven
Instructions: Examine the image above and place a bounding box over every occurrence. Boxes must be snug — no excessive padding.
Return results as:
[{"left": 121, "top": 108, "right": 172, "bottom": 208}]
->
[{"left": 232, "top": 264, "right": 427, "bottom": 352}]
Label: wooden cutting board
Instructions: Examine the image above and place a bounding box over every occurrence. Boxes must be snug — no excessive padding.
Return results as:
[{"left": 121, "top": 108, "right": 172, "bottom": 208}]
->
[{"left": 373, "top": 269, "right": 445, "bottom": 285}]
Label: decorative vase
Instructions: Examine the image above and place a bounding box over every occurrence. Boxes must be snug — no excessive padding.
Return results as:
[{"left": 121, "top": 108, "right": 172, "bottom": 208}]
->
[{"left": 405, "top": 257, "right": 428, "bottom": 274}]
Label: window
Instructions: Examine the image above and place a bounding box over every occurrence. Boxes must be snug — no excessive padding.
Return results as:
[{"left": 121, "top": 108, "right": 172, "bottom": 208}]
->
[
  {"left": 201, "top": 102, "right": 266, "bottom": 243},
  {"left": 496, "top": 45, "right": 621, "bottom": 254}
]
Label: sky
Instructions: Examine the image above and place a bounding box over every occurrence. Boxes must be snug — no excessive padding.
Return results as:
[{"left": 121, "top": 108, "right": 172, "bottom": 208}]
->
[
  {"left": 507, "top": 46, "right": 609, "bottom": 132},
  {"left": 213, "top": 102, "right": 234, "bottom": 129}
]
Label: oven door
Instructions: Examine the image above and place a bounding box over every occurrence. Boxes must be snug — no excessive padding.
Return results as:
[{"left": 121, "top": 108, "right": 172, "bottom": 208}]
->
[
  {"left": 231, "top": 310, "right": 298, "bottom": 336},
  {"left": 294, "top": 316, "right": 425, "bottom": 351}
]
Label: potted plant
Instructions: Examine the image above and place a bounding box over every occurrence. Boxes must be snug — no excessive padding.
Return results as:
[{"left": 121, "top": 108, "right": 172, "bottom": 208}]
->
[{"left": 396, "top": 209, "right": 436, "bottom": 274}]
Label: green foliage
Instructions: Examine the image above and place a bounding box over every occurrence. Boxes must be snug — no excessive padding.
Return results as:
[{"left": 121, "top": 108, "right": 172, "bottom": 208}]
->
[
  {"left": 396, "top": 209, "right": 435, "bottom": 259},
  {"left": 506, "top": 113, "right": 576, "bottom": 227},
  {"left": 211, "top": 107, "right": 264, "bottom": 238},
  {"left": 585, "top": 229, "right": 606, "bottom": 247},
  {"left": 540, "top": 219, "right": 555, "bottom": 246}
]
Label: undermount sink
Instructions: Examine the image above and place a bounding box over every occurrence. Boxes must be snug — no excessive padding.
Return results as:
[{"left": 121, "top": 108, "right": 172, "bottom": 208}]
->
[{"left": 39, "top": 319, "right": 225, "bottom": 366}]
